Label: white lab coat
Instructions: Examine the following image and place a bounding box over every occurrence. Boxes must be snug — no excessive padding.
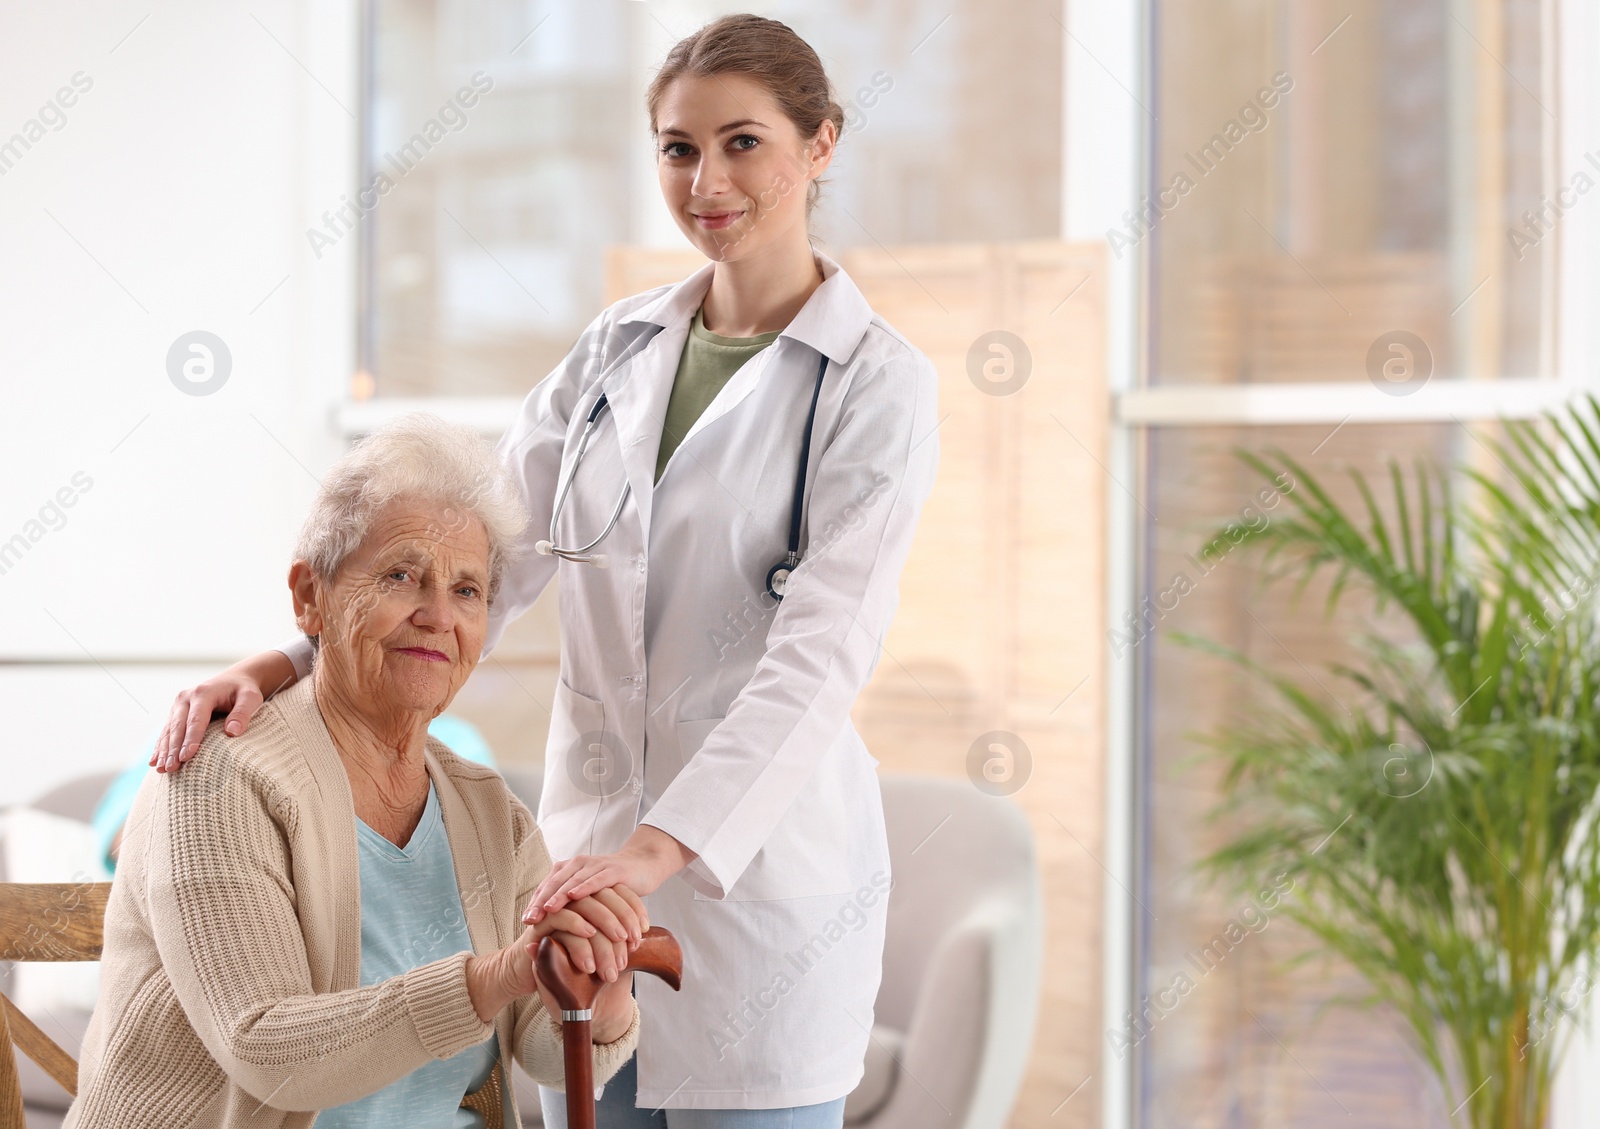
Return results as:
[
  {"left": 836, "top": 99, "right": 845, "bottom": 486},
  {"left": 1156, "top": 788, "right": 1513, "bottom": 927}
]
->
[{"left": 289, "top": 251, "right": 940, "bottom": 1108}]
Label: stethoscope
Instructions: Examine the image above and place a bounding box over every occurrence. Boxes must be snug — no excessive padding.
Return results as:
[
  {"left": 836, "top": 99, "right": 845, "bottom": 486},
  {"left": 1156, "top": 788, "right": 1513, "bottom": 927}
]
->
[{"left": 535, "top": 350, "right": 830, "bottom": 602}]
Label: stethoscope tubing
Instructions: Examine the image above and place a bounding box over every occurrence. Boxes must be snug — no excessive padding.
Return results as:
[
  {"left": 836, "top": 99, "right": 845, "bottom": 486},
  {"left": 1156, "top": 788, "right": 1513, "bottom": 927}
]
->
[
  {"left": 786, "top": 353, "right": 828, "bottom": 561},
  {"left": 545, "top": 394, "right": 631, "bottom": 559},
  {"left": 540, "top": 349, "right": 830, "bottom": 596}
]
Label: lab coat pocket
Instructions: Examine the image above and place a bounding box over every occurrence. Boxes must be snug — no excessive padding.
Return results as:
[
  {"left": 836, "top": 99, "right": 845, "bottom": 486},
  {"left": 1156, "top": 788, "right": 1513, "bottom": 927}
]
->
[
  {"left": 676, "top": 717, "right": 854, "bottom": 902},
  {"left": 542, "top": 678, "right": 630, "bottom": 820}
]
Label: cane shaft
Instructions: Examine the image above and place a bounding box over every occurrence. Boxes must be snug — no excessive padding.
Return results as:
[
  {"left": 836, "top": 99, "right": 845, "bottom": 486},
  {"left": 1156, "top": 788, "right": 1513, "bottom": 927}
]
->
[{"left": 561, "top": 1014, "right": 596, "bottom": 1129}]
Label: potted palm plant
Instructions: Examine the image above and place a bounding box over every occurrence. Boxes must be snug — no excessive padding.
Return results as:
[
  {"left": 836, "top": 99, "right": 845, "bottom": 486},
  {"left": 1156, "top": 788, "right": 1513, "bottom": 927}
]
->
[{"left": 1184, "top": 396, "right": 1600, "bottom": 1129}]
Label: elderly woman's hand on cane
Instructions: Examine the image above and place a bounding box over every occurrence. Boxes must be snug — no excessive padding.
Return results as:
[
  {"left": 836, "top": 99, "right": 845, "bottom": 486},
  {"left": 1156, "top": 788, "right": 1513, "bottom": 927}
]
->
[{"left": 467, "top": 886, "right": 651, "bottom": 1039}]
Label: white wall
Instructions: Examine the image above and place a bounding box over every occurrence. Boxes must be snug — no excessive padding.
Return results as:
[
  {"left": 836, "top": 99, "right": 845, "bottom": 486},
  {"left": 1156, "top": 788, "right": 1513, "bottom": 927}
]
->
[{"left": 0, "top": 0, "right": 358, "bottom": 806}]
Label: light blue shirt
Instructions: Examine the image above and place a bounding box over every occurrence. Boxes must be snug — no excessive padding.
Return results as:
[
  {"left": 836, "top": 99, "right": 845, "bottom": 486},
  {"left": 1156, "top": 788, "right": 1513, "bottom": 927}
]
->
[{"left": 316, "top": 780, "right": 499, "bottom": 1129}]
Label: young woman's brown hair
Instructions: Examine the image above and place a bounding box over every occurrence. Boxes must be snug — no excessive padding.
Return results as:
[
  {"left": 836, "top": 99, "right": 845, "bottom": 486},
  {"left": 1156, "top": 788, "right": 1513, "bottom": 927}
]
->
[{"left": 647, "top": 13, "right": 845, "bottom": 215}]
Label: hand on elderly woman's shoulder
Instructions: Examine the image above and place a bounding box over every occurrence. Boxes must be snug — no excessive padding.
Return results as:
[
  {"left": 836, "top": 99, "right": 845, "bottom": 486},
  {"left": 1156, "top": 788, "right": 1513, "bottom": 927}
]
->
[{"left": 153, "top": 649, "right": 299, "bottom": 773}]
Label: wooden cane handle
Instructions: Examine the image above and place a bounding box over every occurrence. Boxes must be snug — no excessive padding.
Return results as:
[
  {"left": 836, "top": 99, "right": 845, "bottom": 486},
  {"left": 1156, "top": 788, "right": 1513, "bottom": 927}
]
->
[{"left": 535, "top": 925, "right": 683, "bottom": 1011}]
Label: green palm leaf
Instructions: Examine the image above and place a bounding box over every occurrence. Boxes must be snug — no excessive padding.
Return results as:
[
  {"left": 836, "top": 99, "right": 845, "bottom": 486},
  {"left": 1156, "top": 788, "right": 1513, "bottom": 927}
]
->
[{"left": 1185, "top": 394, "right": 1600, "bottom": 1129}]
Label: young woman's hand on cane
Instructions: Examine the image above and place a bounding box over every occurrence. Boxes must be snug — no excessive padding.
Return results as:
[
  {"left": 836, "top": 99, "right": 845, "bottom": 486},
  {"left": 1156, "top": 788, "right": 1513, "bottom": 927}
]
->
[{"left": 523, "top": 827, "right": 693, "bottom": 925}]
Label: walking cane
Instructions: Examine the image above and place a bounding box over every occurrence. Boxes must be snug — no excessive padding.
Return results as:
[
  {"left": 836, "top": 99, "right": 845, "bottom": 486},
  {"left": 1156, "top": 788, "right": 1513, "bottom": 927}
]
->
[{"left": 535, "top": 926, "right": 683, "bottom": 1129}]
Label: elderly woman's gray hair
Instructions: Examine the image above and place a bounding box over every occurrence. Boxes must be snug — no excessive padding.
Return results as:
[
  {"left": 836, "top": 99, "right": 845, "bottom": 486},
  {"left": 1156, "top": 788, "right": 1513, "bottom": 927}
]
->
[{"left": 293, "top": 413, "right": 527, "bottom": 603}]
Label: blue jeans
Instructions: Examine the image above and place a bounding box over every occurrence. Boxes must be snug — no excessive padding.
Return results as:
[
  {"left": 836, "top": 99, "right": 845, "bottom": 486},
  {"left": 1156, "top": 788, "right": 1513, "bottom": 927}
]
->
[{"left": 537, "top": 1056, "right": 846, "bottom": 1129}]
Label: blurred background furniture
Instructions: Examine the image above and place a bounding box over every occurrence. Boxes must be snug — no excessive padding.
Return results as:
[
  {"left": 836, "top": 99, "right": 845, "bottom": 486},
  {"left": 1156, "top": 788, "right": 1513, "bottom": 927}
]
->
[{"left": 848, "top": 774, "right": 1044, "bottom": 1129}]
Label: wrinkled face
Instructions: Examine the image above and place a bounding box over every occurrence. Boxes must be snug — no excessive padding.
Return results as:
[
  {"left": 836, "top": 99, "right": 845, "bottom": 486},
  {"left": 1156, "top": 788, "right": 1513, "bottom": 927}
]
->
[
  {"left": 298, "top": 500, "right": 491, "bottom": 723},
  {"left": 654, "top": 72, "right": 833, "bottom": 263}
]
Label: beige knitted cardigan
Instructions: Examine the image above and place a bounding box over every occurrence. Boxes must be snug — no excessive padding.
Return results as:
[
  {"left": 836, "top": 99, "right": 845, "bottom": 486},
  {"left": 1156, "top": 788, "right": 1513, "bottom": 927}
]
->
[{"left": 64, "top": 676, "right": 639, "bottom": 1128}]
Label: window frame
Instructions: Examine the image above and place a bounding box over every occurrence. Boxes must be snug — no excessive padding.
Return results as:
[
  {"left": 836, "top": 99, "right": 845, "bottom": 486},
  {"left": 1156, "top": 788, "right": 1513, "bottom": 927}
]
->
[{"left": 1095, "top": 0, "right": 1600, "bottom": 1126}]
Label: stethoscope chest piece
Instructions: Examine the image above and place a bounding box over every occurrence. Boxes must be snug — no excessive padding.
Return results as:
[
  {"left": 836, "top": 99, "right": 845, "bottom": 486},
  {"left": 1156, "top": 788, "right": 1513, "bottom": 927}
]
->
[{"left": 765, "top": 558, "right": 795, "bottom": 602}]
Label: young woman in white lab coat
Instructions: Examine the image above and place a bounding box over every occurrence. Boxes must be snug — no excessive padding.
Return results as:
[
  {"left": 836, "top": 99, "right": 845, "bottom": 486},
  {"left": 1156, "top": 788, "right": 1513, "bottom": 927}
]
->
[{"left": 155, "top": 14, "right": 940, "bottom": 1128}]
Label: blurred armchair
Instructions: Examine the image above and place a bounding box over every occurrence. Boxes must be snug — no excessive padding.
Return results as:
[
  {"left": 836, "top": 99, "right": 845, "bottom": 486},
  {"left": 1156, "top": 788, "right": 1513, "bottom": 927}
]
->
[{"left": 844, "top": 774, "right": 1043, "bottom": 1129}]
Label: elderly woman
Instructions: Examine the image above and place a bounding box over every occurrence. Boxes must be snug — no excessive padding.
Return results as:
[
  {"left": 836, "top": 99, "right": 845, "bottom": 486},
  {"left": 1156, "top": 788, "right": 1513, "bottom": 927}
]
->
[{"left": 66, "top": 415, "right": 645, "bottom": 1128}]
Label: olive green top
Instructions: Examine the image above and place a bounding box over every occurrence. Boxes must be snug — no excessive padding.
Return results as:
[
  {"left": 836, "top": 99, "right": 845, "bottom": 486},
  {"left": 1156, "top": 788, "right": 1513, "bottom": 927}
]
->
[{"left": 654, "top": 306, "right": 781, "bottom": 484}]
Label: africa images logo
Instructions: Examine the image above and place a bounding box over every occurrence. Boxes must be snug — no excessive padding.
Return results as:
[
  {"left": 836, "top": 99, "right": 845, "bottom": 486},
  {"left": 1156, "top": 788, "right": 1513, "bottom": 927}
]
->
[
  {"left": 305, "top": 71, "right": 495, "bottom": 259},
  {"left": 1106, "top": 72, "right": 1295, "bottom": 259},
  {"left": 0, "top": 71, "right": 93, "bottom": 178}
]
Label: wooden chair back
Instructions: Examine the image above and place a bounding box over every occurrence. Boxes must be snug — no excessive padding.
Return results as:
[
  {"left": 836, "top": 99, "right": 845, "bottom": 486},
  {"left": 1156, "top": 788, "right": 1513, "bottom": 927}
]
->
[{"left": 0, "top": 882, "right": 112, "bottom": 1124}]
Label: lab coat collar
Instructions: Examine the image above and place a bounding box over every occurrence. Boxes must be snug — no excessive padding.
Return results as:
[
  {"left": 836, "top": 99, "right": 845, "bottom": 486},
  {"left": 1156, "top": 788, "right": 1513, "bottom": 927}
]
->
[
  {"left": 601, "top": 248, "right": 876, "bottom": 541},
  {"left": 617, "top": 248, "right": 874, "bottom": 365}
]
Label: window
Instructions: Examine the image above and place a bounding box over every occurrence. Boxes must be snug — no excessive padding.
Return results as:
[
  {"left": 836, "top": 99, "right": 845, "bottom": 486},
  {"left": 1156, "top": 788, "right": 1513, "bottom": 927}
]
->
[
  {"left": 1132, "top": 0, "right": 1568, "bottom": 1123},
  {"left": 1146, "top": 0, "right": 1555, "bottom": 389},
  {"left": 357, "top": 0, "right": 1063, "bottom": 399}
]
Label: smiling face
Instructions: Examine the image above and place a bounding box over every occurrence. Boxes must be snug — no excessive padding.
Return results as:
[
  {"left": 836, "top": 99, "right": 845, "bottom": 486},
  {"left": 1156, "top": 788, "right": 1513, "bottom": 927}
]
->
[
  {"left": 294, "top": 500, "right": 491, "bottom": 730},
  {"left": 654, "top": 72, "right": 835, "bottom": 263}
]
